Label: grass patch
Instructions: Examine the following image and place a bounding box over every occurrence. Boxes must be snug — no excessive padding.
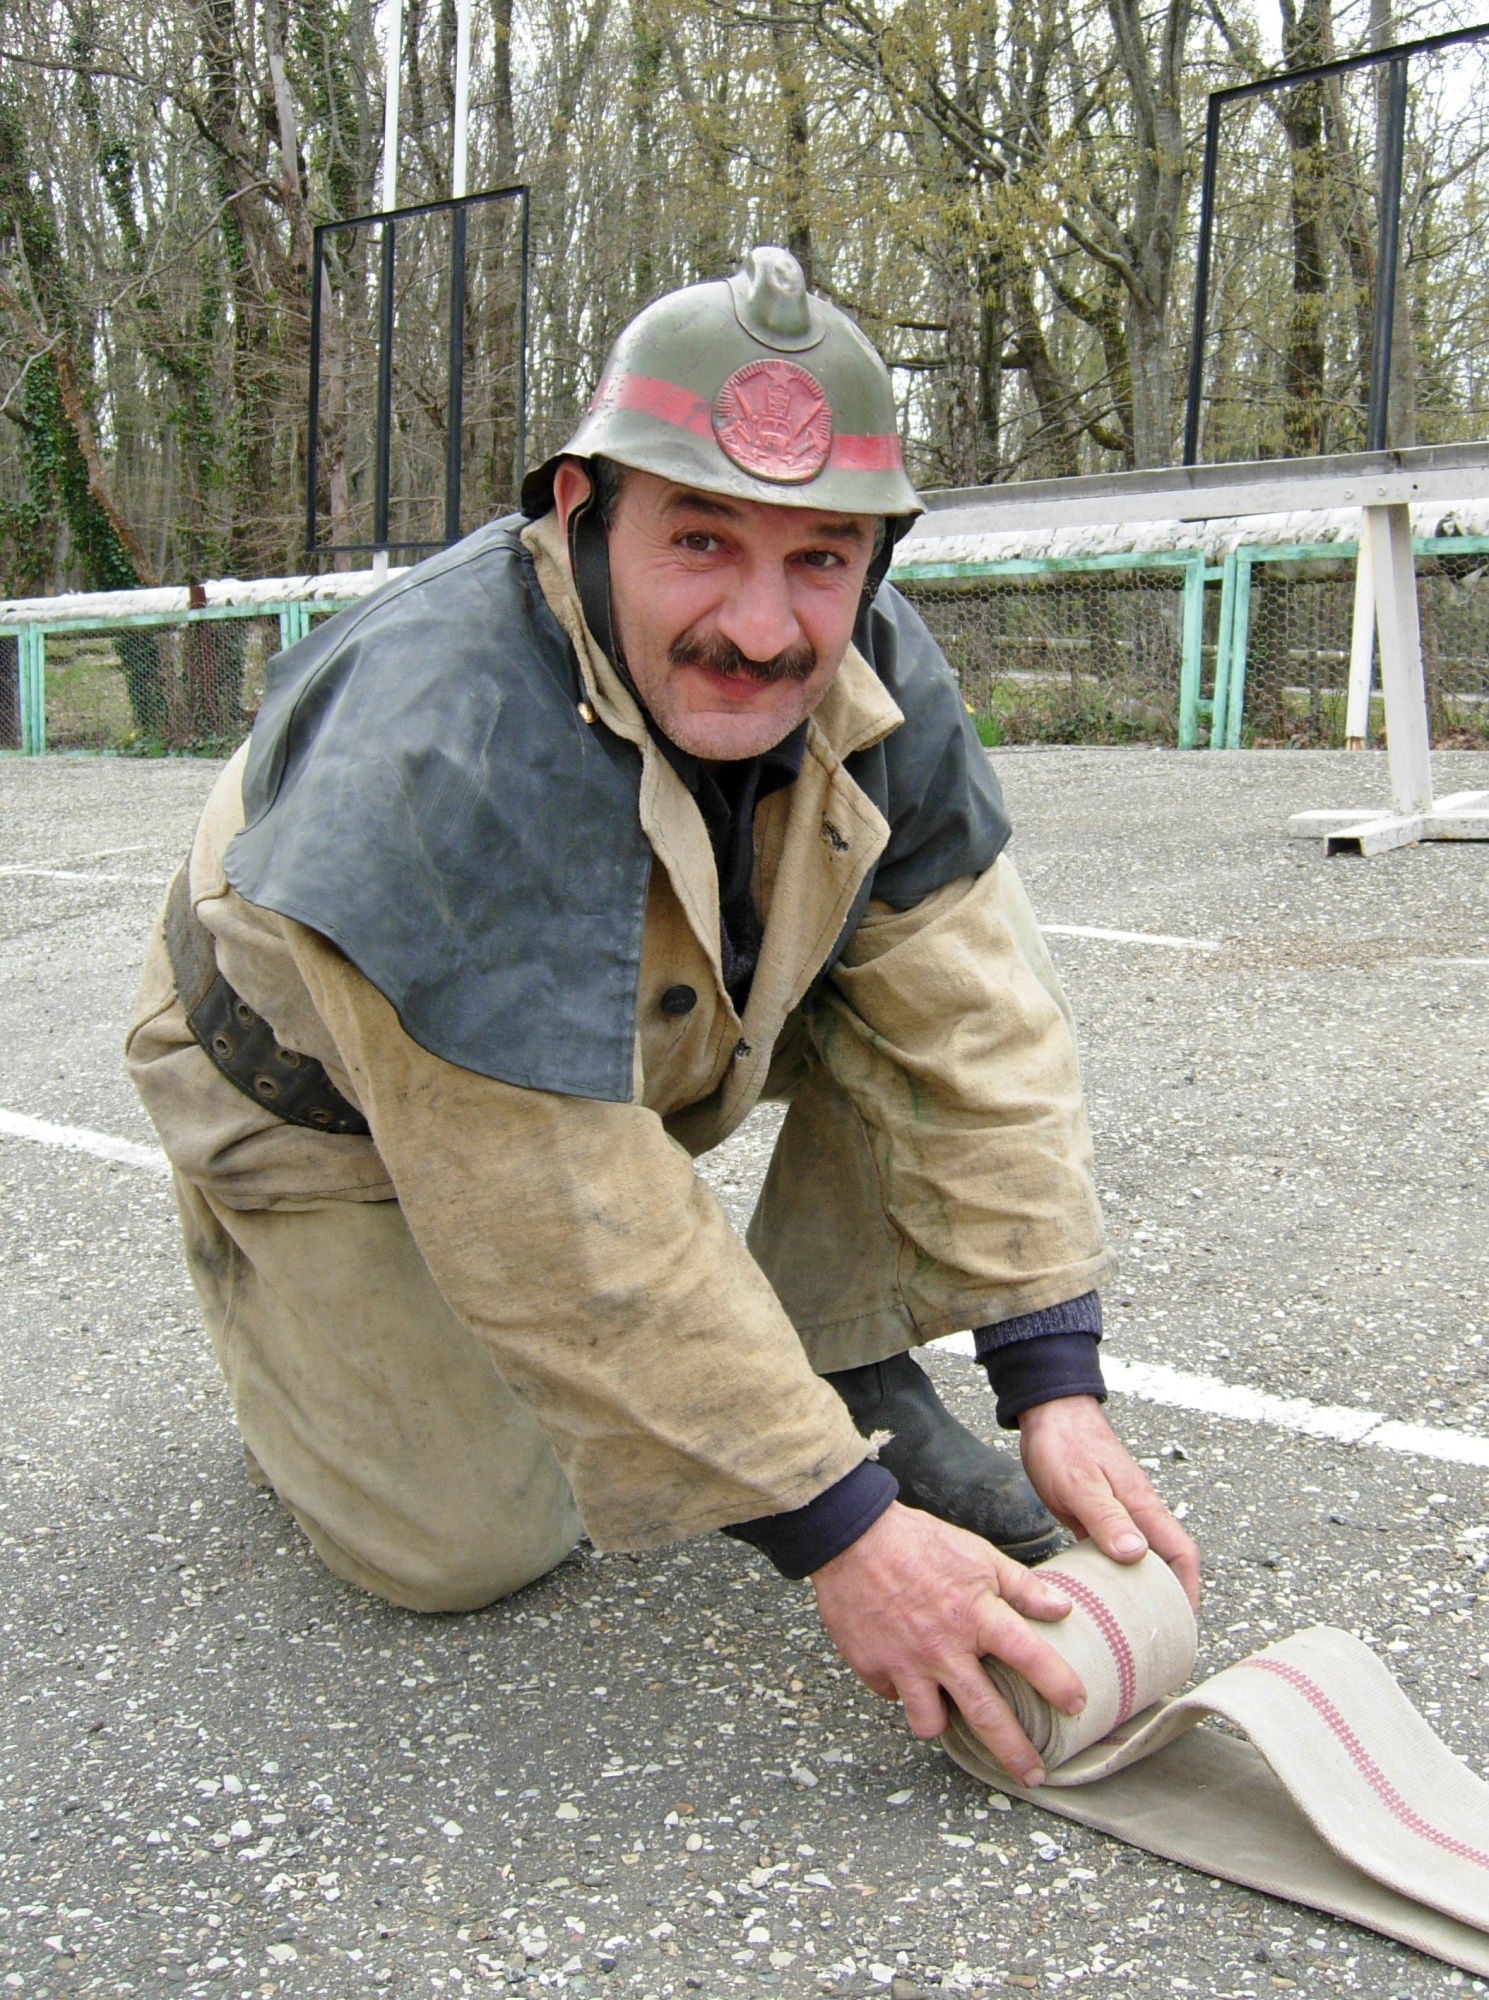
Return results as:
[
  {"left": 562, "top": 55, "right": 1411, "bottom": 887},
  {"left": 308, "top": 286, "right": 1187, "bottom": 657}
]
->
[{"left": 971, "top": 679, "right": 1176, "bottom": 748}]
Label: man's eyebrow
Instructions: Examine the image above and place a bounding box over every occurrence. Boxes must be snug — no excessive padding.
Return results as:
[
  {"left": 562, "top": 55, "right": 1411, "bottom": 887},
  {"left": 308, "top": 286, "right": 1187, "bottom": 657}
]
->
[
  {"left": 663, "top": 491, "right": 745, "bottom": 523},
  {"left": 663, "top": 492, "right": 873, "bottom": 543},
  {"left": 807, "top": 518, "right": 873, "bottom": 545}
]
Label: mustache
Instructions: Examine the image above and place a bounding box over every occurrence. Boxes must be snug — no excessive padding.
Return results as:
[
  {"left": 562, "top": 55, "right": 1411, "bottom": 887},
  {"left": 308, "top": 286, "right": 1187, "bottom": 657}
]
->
[{"left": 668, "top": 629, "right": 818, "bottom": 685}]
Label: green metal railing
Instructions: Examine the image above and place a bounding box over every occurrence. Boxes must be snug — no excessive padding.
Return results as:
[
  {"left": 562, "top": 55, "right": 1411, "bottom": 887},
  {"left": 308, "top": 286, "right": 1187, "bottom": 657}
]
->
[
  {"left": 5, "top": 540, "right": 1487, "bottom": 752},
  {"left": 898, "top": 535, "right": 1489, "bottom": 749},
  {"left": 1, "top": 598, "right": 348, "bottom": 754}
]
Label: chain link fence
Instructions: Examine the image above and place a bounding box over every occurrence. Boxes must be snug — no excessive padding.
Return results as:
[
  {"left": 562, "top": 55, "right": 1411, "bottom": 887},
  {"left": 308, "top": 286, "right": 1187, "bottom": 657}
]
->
[
  {"left": 897, "top": 540, "right": 1489, "bottom": 750},
  {"left": 1231, "top": 542, "right": 1489, "bottom": 748},
  {"left": 894, "top": 559, "right": 1199, "bottom": 747}
]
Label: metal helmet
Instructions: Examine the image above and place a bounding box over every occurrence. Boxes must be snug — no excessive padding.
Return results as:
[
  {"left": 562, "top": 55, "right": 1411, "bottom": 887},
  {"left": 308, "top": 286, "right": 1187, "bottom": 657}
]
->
[{"left": 521, "top": 247, "right": 921, "bottom": 530}]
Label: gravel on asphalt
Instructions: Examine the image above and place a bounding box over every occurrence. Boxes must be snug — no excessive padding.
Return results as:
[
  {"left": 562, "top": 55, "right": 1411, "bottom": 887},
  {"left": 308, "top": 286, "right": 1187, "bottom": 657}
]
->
[{"left": 0, "top": 745, "right": 1486, "bottom": 2000}]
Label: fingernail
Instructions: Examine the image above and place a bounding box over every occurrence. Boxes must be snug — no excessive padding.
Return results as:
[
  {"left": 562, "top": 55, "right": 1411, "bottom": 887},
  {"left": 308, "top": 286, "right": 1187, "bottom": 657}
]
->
[
  {"left": 1023, "top": 1765, "right": 1045, "bottom": 1788},
  {"left": 1113, "top": 1533, "right": 1147, "bottom": 1557},
  {"left": 1068, "top": 1693, "right": 1086, "bottom": 1715}
]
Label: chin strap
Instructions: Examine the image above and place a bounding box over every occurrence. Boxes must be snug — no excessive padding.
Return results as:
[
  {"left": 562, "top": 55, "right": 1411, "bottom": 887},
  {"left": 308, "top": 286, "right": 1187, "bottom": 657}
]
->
[
  {"left": 566, "top": 492, "right": 621, "bottom": 668},
  {"left": 862, "top": 525, "right": 898, "bottom": 607}
]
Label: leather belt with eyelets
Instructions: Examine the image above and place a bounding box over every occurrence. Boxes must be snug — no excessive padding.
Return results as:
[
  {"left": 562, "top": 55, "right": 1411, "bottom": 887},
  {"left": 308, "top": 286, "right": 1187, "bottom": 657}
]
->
[{"left": 162, "top": 865, "right": 371, "bottom": 1138}]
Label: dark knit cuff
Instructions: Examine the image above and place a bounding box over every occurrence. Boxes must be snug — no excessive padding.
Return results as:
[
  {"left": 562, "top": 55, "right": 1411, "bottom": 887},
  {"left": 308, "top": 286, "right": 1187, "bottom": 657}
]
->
[
  {"left": 974, "top": 1293, "right": 1106, "bottom": 1429},
  {"left": 721, "top": 1458, "right": 899, "bottom": 1580}
]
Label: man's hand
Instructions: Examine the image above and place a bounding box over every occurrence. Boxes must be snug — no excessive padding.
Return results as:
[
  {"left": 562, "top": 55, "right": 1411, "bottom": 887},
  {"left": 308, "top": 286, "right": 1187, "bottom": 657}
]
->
[
  {"left": 1017, "top": 1395, "right": 1200, "bottom": 1608},
  {"left": 810, "top": 1500, "right": 1084, "bottom": 1786}
]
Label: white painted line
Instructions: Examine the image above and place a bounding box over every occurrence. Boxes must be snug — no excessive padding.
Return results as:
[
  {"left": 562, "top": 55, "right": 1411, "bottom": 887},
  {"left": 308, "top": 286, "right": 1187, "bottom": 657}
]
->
[
  {"left": 0, "top": 1109, "right": 170, "bottom": 1177},
  {"left": 931, "top": 1335, "right": 1489, "bottom": 1469},
  {"left": 1100, "top": 1355, "right": 1386, "bottom": 1445},
  {"left": 7, "top": 1104, "right": 1487, "bottom": 1474},
  {"left": 1364, "top": 1419, "right": 1489, "bottom": 1469},
  {"left": 1040, "top": 923, "right": 1223, "bottom": 953},
  {"left": 0, "top": 866, "right": 171, "bottom": 884}
]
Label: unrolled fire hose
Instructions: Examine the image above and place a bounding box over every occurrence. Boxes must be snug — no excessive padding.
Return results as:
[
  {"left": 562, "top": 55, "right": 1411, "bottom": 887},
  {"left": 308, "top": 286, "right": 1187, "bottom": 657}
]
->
[{"left": 938, "top": 1542, "right": 1489, "bottom": 1973}]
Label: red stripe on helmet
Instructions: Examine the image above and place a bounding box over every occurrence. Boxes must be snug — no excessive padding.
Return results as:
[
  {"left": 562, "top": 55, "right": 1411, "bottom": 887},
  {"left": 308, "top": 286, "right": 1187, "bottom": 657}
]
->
[
  {"left": 828, "top": 432, "right": 905, "bottom": 472},
  {"left": 590, "top": 371, "right": 905, "bottom": 479},
  {"left": 590, "top": 373, "right": 713, "bottom": 439}
]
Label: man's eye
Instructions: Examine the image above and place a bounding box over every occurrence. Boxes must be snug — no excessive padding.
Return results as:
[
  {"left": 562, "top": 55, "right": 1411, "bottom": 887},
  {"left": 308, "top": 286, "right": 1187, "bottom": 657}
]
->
[
  {"left": 678, "top": 532, "right": 720, "bottom": 553},
  {"left": 798, "top": 549, "right": 845, "bottom": 569}
]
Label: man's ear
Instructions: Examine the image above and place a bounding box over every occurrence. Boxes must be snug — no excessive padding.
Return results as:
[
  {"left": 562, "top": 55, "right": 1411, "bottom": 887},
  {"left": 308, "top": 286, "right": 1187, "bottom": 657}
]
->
[{"left": 553, "top": 458, "right": 594, "bottom": 534}]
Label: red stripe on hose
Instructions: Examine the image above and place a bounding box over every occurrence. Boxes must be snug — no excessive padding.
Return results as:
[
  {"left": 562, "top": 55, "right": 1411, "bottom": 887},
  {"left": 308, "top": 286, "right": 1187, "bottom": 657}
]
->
[
  {"left": 1040, "top": 1570, "right": 1138, "bottom": 1725},
  {"left": 590, "top": 373, "right": 903, "bottom": 475},
  {"left": 1241, "top": 1658, "right": 1489, "bottom": 1872}
]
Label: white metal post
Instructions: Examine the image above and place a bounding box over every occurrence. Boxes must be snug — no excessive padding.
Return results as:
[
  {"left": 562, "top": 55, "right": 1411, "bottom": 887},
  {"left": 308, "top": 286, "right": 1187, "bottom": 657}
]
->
[
  {"left": 452, "top": 0, "right": 472, "bottom": 199},
  {"left": 381, "top": 0, "right": 403, "bottom": 213},
  {"left": 1344, "top": 513, "right": 1376, "bottom": 749},
  {"left": 373, "top": 0, "right": 403, "bottom": 585},
  {"left": 1362, "top": 502, "right": 1433, "bottom": 817}
]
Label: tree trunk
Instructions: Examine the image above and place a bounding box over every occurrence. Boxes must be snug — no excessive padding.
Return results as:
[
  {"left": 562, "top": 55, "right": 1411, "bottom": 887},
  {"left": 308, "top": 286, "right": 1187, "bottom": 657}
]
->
[
  {"left": 1278, "top": 0, "right": 1329, "bottom": 455},
  {"left": 1105, "top": 0, "right": 1193, "bottom": 466},
  {"left": 770, "top": 19, "right": 814, "bottom": 290},
  {"left": 491, "top": 0, "right": 516, "bottom": 181},
  {"left": 978, "top": 265, "right": 1005, "bottom": 478},
  {"left": 631, "top": 2, "right": 664, "bottom": 302},
  {"left": 1006, "top": 269, "right": 1082, "bottom": 477},
  {"left": 1372, "top": 0, "right": 1418, "bottom": 448}
]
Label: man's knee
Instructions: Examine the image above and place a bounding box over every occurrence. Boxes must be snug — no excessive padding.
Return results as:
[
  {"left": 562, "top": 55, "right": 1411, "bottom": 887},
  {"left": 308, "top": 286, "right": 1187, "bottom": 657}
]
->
[{"left": 286, "top": 1487, "right": 583, "bottom": 1614}]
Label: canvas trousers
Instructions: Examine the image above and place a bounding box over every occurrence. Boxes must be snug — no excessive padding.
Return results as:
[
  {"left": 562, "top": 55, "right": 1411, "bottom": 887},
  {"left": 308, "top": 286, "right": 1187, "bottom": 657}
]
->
[{"left": 173, "top": 1173, "right": 587, "bottom": 1613}]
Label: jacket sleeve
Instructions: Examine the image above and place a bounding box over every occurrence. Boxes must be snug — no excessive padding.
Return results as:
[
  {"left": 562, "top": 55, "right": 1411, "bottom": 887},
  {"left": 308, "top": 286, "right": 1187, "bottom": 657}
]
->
[
  {"left": 747, "top": 854, "right": 1110, "bottom": 1367},
  {"left": 281, "top": 919, "right": 869, "bottom": 1550}
]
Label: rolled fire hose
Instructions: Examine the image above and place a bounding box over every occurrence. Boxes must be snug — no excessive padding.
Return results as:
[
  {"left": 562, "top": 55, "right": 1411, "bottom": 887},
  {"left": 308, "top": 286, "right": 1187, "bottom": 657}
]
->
[{"left": 939, "top": 1542, "right": 1489, "bottom": 1974}]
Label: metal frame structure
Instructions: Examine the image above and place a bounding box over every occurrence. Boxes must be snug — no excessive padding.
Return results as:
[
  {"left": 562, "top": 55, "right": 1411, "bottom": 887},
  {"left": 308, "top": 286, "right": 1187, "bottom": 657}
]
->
[
  {"left": 1182, "top": 22, "right": 1489, "bottom": 469},
  {"left": 908, "top": 443, "right": 1489, "bottom": 852},
  {"left": 304, "top": 182, "right": 530, "bottom": 566}
]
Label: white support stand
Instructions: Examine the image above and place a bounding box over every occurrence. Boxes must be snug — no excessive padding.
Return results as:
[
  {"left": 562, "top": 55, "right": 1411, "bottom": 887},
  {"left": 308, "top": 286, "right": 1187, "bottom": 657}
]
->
[
  {"left": 1288, "top": 504, "right": 1489, "bottom": 855},
  {"left": 1343, "top": 514, "right": 1375, "bottom": 750}
]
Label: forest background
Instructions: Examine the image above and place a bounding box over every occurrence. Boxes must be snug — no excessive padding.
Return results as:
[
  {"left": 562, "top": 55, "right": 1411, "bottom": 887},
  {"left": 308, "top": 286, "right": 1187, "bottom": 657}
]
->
[{"left": 2, "top": 0, "right": 1487, "bottom": 596}]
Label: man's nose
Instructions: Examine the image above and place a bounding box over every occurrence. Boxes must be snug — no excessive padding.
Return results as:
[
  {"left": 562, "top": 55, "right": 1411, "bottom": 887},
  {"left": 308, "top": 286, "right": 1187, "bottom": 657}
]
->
[{"left": 712, "top": 560, "right": 803, "bottom": 665}]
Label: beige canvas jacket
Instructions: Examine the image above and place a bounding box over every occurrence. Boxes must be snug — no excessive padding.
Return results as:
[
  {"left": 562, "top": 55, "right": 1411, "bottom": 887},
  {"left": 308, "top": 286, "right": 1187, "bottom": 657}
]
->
[{"left": 127, "top": 511, "right": 1108, "bottom": 1548}]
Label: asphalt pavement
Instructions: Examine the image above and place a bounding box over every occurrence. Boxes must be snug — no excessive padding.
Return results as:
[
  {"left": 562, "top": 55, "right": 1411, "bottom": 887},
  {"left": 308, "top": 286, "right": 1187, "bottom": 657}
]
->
[{"left": 0, "top": 745, "right": 1486, "bottom": 2000}]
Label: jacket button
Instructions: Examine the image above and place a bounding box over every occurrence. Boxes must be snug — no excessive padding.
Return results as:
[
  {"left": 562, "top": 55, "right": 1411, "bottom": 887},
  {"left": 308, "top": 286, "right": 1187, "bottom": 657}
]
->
[{"left": 660, "top": 984, "right": 697, "bottom": 1017}]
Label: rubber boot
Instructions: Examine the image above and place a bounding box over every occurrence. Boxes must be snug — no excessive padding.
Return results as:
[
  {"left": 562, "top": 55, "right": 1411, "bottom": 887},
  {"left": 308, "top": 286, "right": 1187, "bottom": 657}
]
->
[{"left": 825, "top": 1350, "right": 1062, "bottom": 1565}]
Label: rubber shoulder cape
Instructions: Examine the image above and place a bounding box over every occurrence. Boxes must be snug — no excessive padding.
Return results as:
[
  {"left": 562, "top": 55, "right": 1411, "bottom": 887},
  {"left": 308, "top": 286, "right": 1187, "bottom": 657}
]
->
[{"left": 225, "top": 516, "right": 1011, "bottom": 1102}]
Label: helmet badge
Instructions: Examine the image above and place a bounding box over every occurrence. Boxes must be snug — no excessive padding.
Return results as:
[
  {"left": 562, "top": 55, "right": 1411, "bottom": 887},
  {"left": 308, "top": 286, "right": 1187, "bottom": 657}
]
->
[{"left": 712, "top": 359, "right": 833, "bottom": 483}]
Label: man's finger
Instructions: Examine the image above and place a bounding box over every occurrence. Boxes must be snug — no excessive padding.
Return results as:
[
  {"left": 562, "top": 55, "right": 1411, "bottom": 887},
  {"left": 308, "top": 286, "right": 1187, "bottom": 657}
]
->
[
  {"left": 939, "top": 1661, "right": 1047, "bottom": 1787},
  {"left": 972, "top": 1593, "right": 1086, "bottom": 1719},
  {"left": 1130, "top": 1505, "right": 1201, "bottom": 1608},
  {"left": 893, "top": 1671, "right": 950, "bottom": 1742},
  {"left": 1063, "top": 1482, "right": 1149, "bottom": 1562},
  {"left": 996, "top": 1563, "right": 1073, "bottom": 1624}
]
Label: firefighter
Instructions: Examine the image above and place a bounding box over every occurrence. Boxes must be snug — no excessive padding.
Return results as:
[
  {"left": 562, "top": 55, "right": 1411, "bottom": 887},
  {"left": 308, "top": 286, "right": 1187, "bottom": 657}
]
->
[{"left": 128, "top": 248, "right": 1196, "bottom": 1786}]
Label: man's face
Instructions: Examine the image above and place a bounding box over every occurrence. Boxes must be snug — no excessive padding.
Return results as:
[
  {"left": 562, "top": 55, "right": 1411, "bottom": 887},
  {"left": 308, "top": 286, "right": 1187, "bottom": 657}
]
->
[{"left": 555, "top": 462, "right": 878, "bottom": 761}]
